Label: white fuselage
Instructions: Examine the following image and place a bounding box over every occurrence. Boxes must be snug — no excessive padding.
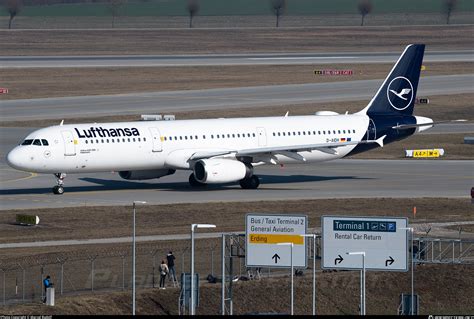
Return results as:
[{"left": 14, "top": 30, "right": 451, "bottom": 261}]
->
[{"left": 7, "top": 114, "right": 369, "bottom": 174}]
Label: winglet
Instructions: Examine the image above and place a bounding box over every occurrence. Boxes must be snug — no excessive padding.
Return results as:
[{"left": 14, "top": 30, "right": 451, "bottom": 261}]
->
[
  {"left": 60, "top": 120, "right": 64, "bottom": 126},
  {"left": 376, "top": 135, "right": 386, "bottom": 147},
  {"left": 284, "top": 111, "right": 289, "bottom": 117}
]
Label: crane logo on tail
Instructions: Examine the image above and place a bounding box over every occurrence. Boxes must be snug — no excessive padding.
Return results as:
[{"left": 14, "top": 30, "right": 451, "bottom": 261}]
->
[{"left": 387, "top": 76, "right": 414, "bottom": 111}]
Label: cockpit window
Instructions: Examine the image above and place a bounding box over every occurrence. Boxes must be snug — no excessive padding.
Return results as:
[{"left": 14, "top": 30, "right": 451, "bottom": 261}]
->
[
  {"left": 41, "top": 139, "right": 49, "bottom": 146},
  {"left": 21, "top": 139, "right": 33, "bottom": 145},
  {"left": 33, "top": 139, "right": 42, "bottom": 146}
]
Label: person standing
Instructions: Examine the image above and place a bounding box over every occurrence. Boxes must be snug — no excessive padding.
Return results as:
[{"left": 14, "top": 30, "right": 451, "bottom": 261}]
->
[
  {"left": 166, "top": 251, "right": 176, "bottom": 282},
  {"left": 43, "top": 275, "right": 53, "bottom": 303},
  {"left": 159, "top": 260, "right": 169, "bottom": 289}
]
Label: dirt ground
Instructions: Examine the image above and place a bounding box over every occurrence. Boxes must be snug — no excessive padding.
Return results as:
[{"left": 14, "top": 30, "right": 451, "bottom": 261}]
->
[
  {"left": 0, "top": 264, "right": 472, "bottom": 315},
  {"left": 1, "top": 198, "right": 472, "bottom": 245},
  {"left": 1, "top": 62, "right": 472, "bottom": 100},
  {"left": 1, "top": 25, "right": 473, "bottom": 56}
]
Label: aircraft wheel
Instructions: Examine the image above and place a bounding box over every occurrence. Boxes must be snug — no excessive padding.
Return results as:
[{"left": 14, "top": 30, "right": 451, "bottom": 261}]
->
[
  {"left": 189, "top": 173, "right": 207, "bottom": 188},
  {"left": 53, "top": 185, "right": 64, "bottom": 195},
  {"left": 240, "top": 175, "right": 260, "bottom": 189}
]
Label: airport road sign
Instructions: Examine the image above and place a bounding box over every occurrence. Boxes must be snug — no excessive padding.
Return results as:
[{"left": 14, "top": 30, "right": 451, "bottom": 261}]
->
[
  {"left": 246, "top": 214, "right": 307, "bottom": 268},
  {"left": 322, "top": 216, "right": 408, "bottom": 272}
]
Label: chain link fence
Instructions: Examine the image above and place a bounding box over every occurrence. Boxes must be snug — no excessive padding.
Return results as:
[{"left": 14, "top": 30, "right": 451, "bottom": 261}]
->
[{"left": 0, "top": 239, "right": 229, "bottom": 306}]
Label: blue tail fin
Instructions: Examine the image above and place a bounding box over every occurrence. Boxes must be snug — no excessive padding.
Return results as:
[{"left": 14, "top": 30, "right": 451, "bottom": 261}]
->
[{"left": 358, "top": 44, "right": 425, "bottom": 116}]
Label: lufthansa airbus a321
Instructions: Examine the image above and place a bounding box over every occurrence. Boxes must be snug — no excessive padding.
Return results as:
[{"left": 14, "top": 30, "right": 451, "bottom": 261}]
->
[{"left": 6, "top": 44, "right": 462, "bottom": 194}]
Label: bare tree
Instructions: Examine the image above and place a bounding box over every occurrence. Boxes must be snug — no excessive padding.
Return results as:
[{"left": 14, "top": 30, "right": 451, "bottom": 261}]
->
[
  {"left": 443, "top": 0, "right": 457, "bottom": 24},
  {"left": 5, "top": 0, "right": 22, "bottom": 29},
  {"left": 187, "top": 0, "right": 199, "bottom": 28},
  {"left": 358, "top": 0, "right": 372, "bottom": 26},
  {"left": 107, "top": 0, "right": 127, "bottom": 28},
  {"left": 271, "top": 0, "right": 285, "bottom": 28}
]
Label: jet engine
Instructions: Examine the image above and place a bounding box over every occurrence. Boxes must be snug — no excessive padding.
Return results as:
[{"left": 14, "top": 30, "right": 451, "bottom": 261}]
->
[
  {"left": 193, "top": 159, "right": 252, "bottom": 184},
  {"left": 119, "top": 169, "right": 175, "bottom": 180}
]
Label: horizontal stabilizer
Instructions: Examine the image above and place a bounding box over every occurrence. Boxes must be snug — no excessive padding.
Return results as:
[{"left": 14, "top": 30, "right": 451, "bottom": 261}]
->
[
  {"left": 375, "top": 135, "right": 386, "bottom": 147},
  {"left": 392, "top": 119, "right": 467, "bottom": 130}
]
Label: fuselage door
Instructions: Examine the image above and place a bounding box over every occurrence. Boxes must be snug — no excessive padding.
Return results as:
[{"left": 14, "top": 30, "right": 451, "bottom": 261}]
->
[
  {"left": 367, "top": 118, "right": 377, "bottom": 141},
  {"left": 149, "top": 127, "right": 163, "bottom": 152},
  {"left": 61, "top": 130, "right": 76, "bottom": 156},
  {"left": 256, "top": 127, "right": 267, "bottom": 147}
]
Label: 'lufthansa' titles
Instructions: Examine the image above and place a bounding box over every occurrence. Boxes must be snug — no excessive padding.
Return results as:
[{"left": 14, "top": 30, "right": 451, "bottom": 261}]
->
[{"left": 75, "top": 127, "right": 140, "bottom": 138}]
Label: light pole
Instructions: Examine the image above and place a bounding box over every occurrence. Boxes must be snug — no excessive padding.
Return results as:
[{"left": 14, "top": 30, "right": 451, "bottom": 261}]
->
[
  {"left": 277, "top": 242, "right": 294, "bottom": 315},
  {"left": 191, "top": 223, "right": 216, "bottom": 315},
  {"left": 132, "top": 201, "right": 146, "bottom": 316},
  {"left": 301, "top": 234, "right": 317, "bottom": 315},
  {"left": 347, "top": 251, "right": 366, "bottom": 315},
  {"left": 401, "top": 227, "right": 415, "bottom": 315}
]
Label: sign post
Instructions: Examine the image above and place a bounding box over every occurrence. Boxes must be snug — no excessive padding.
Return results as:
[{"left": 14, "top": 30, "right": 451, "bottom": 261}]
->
[
  {"left": 246, "top": 214, "right": 307, "bottom": 269},
  {"left": 322, "top": 216, "right": 408, "bottom": 272}
]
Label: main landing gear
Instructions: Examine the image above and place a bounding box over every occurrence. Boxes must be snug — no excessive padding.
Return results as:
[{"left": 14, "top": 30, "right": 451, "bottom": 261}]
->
[
  {"left": 188, "top": 173, "right": 260, "bottom": 189},
  {"left": 53, "top": 173, "right": 66, "bottom": 195},
  {"left": 239, "top": 175, "right": 260, "bottom": 189},
  {"left": 189, "top": 173, "right": 207, "bottom": 188}
]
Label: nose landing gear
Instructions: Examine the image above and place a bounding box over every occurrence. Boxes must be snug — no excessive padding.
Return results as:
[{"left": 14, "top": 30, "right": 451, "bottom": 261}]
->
[{"left": 53, "top": 173, "right": 66, "bottom": 195}]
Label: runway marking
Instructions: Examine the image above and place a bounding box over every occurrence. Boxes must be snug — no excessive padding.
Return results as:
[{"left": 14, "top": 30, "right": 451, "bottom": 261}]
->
[{"left": 0, "top": 168, "right": 37, "bottom": 183}]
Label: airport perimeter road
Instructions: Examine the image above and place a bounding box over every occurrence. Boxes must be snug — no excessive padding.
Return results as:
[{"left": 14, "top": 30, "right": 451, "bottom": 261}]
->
[
  {"left": 1, "top": 50, "right": 473, "bottom": 68},
  {"left": 1, "top": 159, "right": 472, "bottom": 210},
  {"left": 1, "top": 74, "right": 473, "bottom": 122}
]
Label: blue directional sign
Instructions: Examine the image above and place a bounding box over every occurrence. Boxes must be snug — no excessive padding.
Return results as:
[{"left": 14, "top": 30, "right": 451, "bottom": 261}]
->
[{"left": 322, "top": 216, "right": 408, "bottom": 272}]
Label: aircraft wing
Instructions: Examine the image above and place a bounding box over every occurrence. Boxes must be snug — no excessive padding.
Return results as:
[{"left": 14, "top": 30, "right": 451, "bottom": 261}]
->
[
  {"left": 188, "top": 135, "right": 386, "bottom": 162},
  {"left": 189, "top": 150, "right": 235, "bottom": 161},
  {"left": 237, "top": 135, "right": 386, "bottom": 156}
]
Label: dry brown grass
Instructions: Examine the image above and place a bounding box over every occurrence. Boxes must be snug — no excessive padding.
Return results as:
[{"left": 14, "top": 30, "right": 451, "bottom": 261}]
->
[
  {"left": 0, "top": 198, "right": 471, "bottom": 315},
  {"left": 1, "top": 62, "right": 472, "bottom": 100},
  {"left": 2, "top": 93, "right": 473, "bottom": 128},
  {"left": 0, "top": 198, "right": 471, "bottom": 245},
  {"left": 1, "top": 25, "right": 473, "bottom": 56},
  {"left": 0, "top": 264, "right": 472, "bottom": 315},
  {"left": 347, "top": 133, "right": 474, "bottom": 160}
]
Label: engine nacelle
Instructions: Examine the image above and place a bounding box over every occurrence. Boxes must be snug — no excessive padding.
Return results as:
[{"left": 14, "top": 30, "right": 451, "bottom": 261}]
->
[
  {"left": 119, "top": 169, "right": 175, "bottom": 180},
  {"left": 193, "top": 159, "right": 252, "bottom": 184}
]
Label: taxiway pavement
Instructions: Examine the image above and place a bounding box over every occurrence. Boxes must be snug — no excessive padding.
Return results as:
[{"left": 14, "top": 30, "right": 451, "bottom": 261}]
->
[
  {"left": 2, "top": 74, "right": 473, "bottom": 122},
  {"left": 1, "top": 51, "right": 473, "bottom": 68},
  {"left": 1, "top": 159, "right": 472, "bottom": 210}
]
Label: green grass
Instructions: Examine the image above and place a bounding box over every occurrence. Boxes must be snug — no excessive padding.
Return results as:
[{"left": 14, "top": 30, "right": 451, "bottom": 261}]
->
[{"left": 4, "top": 0, "right": 474, "bottom": 17}]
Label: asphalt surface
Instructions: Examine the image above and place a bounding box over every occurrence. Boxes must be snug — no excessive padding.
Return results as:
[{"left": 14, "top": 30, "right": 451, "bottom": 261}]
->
[
  {"left": 1, "top": 51, "right": 473, "bottom": 68},
  {"left": 1, "top": 158, "right": 473, "bottom": 210},
  {"left": 2, "top": 74, "right": 473, "bottom": 122}
]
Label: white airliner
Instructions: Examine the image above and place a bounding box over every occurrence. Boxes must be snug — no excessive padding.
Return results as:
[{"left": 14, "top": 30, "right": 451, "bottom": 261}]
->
[{"left": 5, "top": 44, "right": 457, "bottom": 194}]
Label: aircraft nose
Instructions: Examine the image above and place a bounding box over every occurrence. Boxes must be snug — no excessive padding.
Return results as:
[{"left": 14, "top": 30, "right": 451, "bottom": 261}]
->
[{"left": 6, "top": 147, "right": 24, "bottom": 170}]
